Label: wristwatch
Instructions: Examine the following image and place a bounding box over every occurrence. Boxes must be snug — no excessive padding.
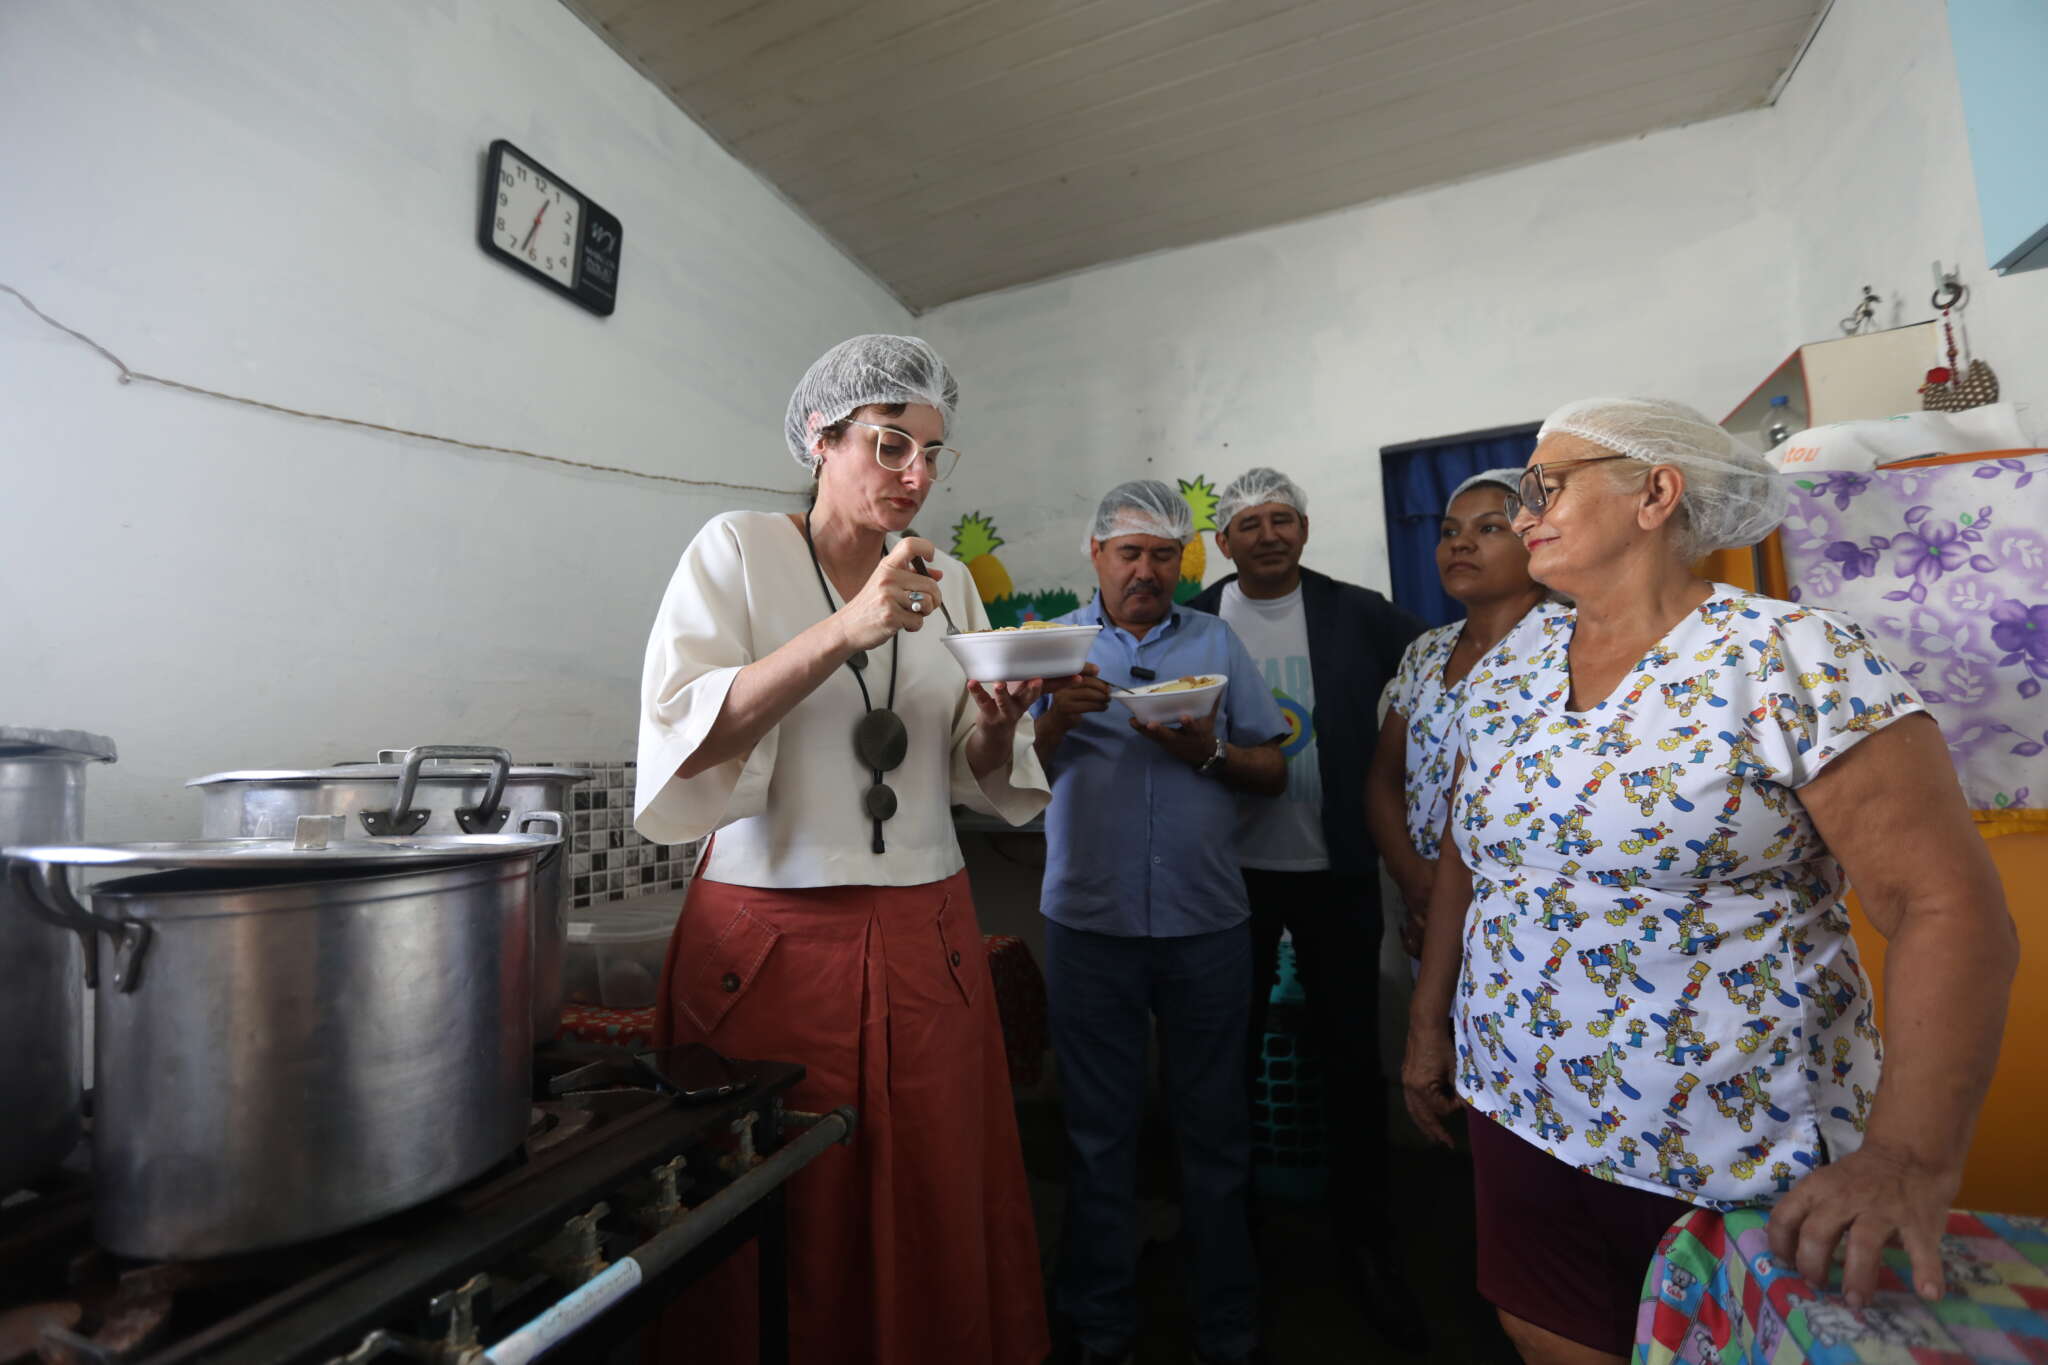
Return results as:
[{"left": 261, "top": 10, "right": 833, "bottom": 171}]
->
[{"left": 1197, "top": 734, "right": 1228, "bottom": 777}]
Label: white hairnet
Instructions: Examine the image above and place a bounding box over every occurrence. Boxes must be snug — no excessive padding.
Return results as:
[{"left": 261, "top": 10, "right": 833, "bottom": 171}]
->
[
  {"left": 1446, "top": 467, "right": 1524, "bottom": 517},
  {"left": 1536, "top": 397, "right": 1790, "bottom": 552},
  {"left": 783, "top": 335, "right": 959, "bottom": 468},
  {"left": 1216, "top": 467, "right": 1307, "bottom": 532},
  {"left": 1088, "top": 480, "right": 1192, "bottom": 552}
]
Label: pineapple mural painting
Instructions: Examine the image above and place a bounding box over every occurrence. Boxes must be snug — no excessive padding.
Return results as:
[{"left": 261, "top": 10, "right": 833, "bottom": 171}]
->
[
  {"left": 951, "top": 512, "right": 1014, "bottom": 603},
  {"left": 951, "top": 510, "right": 1083, "bottom": 628},
  {"left": 1175, "top": 475, "right": 1220, "bottom": 603}
]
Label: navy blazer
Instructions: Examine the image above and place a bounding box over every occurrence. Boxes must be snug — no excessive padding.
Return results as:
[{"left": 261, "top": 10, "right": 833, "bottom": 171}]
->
[{"left": 1187, "top": 566, "right": 1425, "bottom": 881}]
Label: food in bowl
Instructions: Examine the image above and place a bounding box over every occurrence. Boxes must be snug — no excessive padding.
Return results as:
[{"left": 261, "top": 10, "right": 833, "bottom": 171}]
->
[
  {"left": 974, "top": 621, "right": 1067, "bottom": 632},
  {"left": 1117, "top": 673, "right": 1228, "bottom": 727},
  {"left": 1137, "top": 674, "right": 1221, "bottom": 694}
]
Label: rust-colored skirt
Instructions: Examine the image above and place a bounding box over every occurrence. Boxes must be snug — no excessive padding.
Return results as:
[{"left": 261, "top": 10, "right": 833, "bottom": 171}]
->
[{"left": 647, "top": 867, "right": 1049, "bottom": 1365}]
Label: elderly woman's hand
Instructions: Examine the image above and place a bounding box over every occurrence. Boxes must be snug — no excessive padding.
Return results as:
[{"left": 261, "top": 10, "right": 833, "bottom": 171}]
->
[
  {"left": 1765, "top": 1139, "right": 1958, "bottom": 1307},
  {"left": 835, "top": 537, "right": 941, "bottom": 654},
  {"left": 1400, "top": 1018, "right": 1461, "bottom": 1148}
]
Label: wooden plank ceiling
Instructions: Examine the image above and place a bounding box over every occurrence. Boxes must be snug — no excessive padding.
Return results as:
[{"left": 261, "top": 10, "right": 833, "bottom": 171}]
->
[{"left": 563, "top": 0, "right": 1827, "bottom": 310}]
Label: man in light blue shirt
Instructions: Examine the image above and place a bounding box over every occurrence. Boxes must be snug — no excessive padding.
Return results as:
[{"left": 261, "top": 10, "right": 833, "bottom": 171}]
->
[{"left": 1032, "top": 480, "right": 1287, "bottom": 1365}]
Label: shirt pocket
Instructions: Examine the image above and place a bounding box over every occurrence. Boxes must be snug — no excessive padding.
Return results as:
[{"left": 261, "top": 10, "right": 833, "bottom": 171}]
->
[
  {"left": 675, "top": 900, "right": 783, "bottom": 1037},
  {"left": 935, "top": 893, "right": 981, "bottom": 1008}
]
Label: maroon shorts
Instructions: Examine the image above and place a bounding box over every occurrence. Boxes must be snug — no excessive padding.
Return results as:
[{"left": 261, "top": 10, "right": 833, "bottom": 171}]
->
[{"left": 1468, "top": 1108, "right": 1692, "bottom": 1356}]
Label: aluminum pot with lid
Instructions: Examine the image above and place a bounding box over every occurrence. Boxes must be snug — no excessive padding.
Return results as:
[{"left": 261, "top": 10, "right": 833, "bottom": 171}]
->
[
  {"left": 187, "top": 746, "right": 587, "bottom": 1042},
  {"left": 4, "top": 815, "right": 560, "bottom": 1259},
  {"left": 0, "top": 726, "right": 115, "bottom": 1195}
]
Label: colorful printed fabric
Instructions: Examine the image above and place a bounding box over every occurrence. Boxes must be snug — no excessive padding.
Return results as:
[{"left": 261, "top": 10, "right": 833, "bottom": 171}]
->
[
  {"left": 1451, "top": 589, "right": 1925, "bottom": 1207},
  {"left": 1779, "top": 452, "right": 2048, "bottom": 816},
  {"left": 1636, "top": 1206, "right": 2048, "bottom": 1363},
  {"left": 1386, "top": 621, "right": 1466, "bottom": 861}
]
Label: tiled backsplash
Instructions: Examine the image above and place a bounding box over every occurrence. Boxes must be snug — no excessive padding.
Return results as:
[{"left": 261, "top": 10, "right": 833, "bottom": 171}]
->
[{"left": 553, "top": 759, "right": 698, "bottom": 912}]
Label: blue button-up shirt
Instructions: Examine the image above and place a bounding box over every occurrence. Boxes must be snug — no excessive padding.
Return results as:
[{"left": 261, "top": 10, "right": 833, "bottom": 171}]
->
[{"left": 1034, "top": 600, "right": 1288, "bottom": 937}]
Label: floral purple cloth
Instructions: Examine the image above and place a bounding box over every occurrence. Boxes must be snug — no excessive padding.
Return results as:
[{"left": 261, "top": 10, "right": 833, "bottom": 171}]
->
[{"left": 1780, "top": 453, "right": 2048, "bottom": 813}]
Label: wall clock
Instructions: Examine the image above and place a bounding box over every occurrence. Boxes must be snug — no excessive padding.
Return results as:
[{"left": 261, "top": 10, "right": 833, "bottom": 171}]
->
[{"left": 478, "top": 139, "right": 622, "bottom": 317}]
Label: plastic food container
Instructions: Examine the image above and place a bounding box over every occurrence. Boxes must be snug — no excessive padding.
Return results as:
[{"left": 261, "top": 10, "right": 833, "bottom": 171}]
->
[
  {"left": 940, "top": 624, "right": 1100, "bottom": 682},
  {"left": 1117, "top": 674, "right": 1226, "bottom": 727},
  {"left": 564, "top": 906, "right": 678, "bottom": 1009}
]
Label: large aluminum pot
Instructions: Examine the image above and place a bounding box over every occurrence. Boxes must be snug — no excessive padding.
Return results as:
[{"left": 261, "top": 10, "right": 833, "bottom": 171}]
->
[
  {"left": 0, "top": 726, "right": 115, "bottom": 1194},
  {"left": 5, "top": 821, "right": 559, "bottom": 1259},
  {"left": 187, "top": 746, "right": 587, "bottom": 1042}
]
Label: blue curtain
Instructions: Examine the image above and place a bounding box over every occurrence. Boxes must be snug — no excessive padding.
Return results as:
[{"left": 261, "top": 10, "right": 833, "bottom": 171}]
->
[{"left": 1379, "top": 425, "right": 1539, "bottom": 627}]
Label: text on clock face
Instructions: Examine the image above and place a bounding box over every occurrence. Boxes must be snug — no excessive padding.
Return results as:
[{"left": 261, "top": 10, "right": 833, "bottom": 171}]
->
[{"left": 493, "top": 153, "right": 584, "bottom": 288}]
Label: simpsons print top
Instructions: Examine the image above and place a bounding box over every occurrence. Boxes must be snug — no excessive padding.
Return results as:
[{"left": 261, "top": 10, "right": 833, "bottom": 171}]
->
[{"left": 1450, "top": 588, "right": 1924, "bottom": 1208}]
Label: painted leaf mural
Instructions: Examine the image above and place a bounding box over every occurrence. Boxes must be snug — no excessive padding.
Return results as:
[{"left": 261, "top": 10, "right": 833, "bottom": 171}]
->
[{"left": 1176, "top": 475, "right": 1219, "bottom": 603}]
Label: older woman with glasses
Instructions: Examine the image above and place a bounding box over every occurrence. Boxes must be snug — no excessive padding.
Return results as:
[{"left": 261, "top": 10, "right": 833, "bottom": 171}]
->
[
  {"left": 1401, "top": 397, "right": 2016, "bottom": 1365},
  {"left": 633, "top": 335, "right": 1063, "bottom": 1364}
]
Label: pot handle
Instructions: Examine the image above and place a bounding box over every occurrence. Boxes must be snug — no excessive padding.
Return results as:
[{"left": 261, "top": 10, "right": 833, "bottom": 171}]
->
[
  {"left": 362, "top": 745, "right": 513, "bottom": 836},
  {"left": 519, "top": 810, "right": 567, "bottom": 873},
  {"left": 5, "top": 858, "right": 151, "bottom": 993}
]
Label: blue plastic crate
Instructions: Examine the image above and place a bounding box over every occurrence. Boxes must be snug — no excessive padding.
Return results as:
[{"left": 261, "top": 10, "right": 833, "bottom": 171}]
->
[{"left": 1252, "top": 939, "right": 1329, "bottom": 1201}]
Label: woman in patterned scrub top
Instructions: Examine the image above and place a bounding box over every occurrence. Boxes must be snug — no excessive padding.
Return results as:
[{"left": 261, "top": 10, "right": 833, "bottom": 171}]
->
[
  {"left": 1400, "top": 398, "right": 2016, "bottom": 1365},
  {"left": 1368, "top": 468, "right": 1548, "bottom": 961}
]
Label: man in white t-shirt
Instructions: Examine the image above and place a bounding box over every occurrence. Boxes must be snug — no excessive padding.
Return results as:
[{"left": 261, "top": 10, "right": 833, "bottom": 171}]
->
[{"left": 1188, "top": 468, "right": 1426, "bottom": 1353}]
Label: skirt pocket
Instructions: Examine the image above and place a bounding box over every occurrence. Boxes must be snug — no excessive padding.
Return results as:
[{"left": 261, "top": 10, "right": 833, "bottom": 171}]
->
[
  {"left": 675, "top": 899, "right": 783, "bottom": 1037},
  {"left": 935, "top": 893, "right": 981, "bottom": 1008}
]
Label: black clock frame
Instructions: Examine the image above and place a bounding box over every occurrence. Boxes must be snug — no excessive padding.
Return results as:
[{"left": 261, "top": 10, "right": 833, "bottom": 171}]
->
[{"left": 478, "top": 138, "right": 622, "bottom": 317}]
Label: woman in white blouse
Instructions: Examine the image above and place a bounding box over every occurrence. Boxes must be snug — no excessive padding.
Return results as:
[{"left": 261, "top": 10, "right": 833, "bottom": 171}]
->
[{"left": 633, "top": 335, "right": 1059, "bottom": 1365}]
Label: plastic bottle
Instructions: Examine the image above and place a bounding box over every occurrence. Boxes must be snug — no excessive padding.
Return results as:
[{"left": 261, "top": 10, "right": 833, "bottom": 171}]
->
[{"left": 1759, "top": 394, "right": 1804, "bottom": 449}]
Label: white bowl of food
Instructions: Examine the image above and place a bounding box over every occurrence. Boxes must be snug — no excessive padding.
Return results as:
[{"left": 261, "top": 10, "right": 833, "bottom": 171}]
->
[
  {"left": 1117, "top": 674, "right": 1227, "bottom": 727},
  {"left": 941, "top": 621, "right": 1101, "bottom": 683}
]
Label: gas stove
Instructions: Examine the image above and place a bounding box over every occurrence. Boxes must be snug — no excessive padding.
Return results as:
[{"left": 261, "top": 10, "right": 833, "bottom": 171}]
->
[{"left": 0, "top": 1045, "right": 846, "bottom": 1365}]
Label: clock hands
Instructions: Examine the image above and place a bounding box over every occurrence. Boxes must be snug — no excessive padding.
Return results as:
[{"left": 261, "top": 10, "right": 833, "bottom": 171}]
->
[{"left": 520, "top": 200, "right": 549, "bottom": 252}]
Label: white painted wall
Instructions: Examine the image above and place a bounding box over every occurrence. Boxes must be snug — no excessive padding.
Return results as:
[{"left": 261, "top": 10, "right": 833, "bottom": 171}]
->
[
  {"left": 0, "top": 0, "right": 910, "bottom": 839},
  {"left": 919, "top": 0, "right": 2048, "bottom": 604},
  {"left": 1775, "top": 0, "right": 2048, "bottom": 394},
  {"left": 919, "top": 105, "right": 1783, "bottom": 601}
]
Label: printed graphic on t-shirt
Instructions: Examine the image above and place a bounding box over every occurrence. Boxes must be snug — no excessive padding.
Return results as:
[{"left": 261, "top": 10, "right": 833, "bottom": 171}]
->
[
  {"left": 1273, "top": 690, "right": 1312, "bottom": 758},
  {"left": 1262, "top": 656, "right": 1321, "bottom": 805}
]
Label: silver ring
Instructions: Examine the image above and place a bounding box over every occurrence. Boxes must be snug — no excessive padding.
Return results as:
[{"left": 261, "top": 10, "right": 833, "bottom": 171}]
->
[{"left": 908, "top": 590, "right": 927, "bottom": 614}]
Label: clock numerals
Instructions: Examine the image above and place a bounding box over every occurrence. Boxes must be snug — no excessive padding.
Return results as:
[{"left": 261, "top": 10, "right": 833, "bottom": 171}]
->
[{"left": 484, "top": 141, "right": 613, "bottom": 310}]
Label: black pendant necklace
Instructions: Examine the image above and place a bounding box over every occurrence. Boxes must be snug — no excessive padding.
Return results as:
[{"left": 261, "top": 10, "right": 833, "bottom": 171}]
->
[{"left": 803, "top": 510, "right": 906, "bottom": 854}]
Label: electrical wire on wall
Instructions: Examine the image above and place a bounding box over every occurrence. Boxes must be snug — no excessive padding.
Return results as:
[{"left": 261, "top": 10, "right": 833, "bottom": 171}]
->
[{"left": 1, "top": 283, "right": 808, "bottom": 499}]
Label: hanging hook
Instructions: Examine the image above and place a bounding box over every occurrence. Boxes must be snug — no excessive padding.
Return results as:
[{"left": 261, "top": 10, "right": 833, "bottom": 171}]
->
[{"left": 1930, "top": 261, "right": 1966, "bottom": 311}]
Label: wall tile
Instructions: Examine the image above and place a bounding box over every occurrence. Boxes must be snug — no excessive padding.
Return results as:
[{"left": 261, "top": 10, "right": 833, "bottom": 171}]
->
[{"left": 550, "top": 757, "right": 697, "bottom": 910}]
